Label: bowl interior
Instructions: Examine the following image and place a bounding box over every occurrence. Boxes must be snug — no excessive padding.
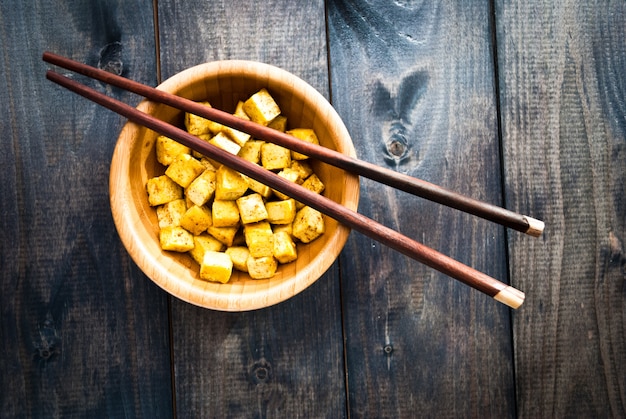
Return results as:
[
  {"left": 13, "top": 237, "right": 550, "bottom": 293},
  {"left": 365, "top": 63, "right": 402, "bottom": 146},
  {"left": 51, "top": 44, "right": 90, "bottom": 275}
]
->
[{"left": 110, "top": 61, "right": 359, "bottom": 311}]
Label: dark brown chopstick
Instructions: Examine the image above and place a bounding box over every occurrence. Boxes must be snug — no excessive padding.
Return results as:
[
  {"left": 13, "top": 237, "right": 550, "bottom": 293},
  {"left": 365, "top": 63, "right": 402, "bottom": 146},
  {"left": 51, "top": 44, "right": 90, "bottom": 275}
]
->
[
  {"left": 44, "top": 66, "right": 525, "bottom": 309},
  {"left": 42, "top": 51, "right": 544, "bottom": 237}
]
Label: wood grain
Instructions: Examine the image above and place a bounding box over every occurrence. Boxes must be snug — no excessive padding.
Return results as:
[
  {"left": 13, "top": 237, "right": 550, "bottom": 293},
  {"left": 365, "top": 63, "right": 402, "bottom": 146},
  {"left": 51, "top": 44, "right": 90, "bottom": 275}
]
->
[
  {"left": 327, "top": 1, "right": 516, "bottom": 417},
  {"left": 0, "top": 0, "right": 173, "bottom": 417},
  {"left": 157, "top": 0, "right": 348, "bottom": 416},
  {"left": 495, "top": 1, "right": 626, "bottom": 417}
]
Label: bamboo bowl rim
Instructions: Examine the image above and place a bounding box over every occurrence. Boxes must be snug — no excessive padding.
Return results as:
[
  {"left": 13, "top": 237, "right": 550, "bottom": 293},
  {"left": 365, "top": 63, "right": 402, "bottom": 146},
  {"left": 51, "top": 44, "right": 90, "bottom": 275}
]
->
[{"left": 109, "top": 60, "right": 360, "bottom": 311}]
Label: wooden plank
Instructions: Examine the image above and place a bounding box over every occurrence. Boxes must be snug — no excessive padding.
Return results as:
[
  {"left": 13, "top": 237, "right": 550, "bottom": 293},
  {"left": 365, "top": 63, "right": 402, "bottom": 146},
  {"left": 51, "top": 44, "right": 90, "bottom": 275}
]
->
[
  {"left": 495, "top": 1, "right": 626, "bottom": 417},
  {"left": 157, "top": 1, "right": 347, "bottom": 417},
  {"left": 0, "top": 1, "right": 173, "bottom": 417},
  {"left": 327, "top": 1, "right": 516, "bottom": 417}
]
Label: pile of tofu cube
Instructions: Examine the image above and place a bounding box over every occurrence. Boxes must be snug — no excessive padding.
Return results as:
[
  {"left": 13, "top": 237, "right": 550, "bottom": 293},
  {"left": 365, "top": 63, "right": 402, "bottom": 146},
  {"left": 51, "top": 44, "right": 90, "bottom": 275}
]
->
[{"left": 146, "top": 88, "right": 327, "bottom": 283}]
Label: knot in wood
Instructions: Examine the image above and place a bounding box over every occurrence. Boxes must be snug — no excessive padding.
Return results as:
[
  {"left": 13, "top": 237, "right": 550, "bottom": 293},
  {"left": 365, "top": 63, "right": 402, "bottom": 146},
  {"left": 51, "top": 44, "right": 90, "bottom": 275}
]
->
[
  {"left": 249, "top": 359, "right": 273, "bottom": 384},
  {"left": 98, "top": 41, "right": 123, "bottom": 75}
]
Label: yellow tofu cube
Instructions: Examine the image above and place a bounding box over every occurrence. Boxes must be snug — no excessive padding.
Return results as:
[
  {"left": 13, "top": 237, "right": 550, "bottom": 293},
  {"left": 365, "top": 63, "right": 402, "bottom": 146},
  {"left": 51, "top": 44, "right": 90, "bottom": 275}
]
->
[
  {"left": 244, "top": 221, "right": 274, "bottom": 258},
  {"left": 246, "top": 256, "right": 278, "bottom": 279},
  {"left": 265, "top": 199, "right": 296, "bottom": 225},
  {"left": 222, "top": 126, "right": 251, "bottom": 148},
  {"left": 207, "top": 225, "right": 239, "bottom": 247},
  {"left": 219, "top": 101, "right": 252, "bottom": 146},
  {"left": 165, "top": 154, "right": 205, "bottom": 188},
  {"left": 261, "top": 142, "right": 291, "bottom": 171},
  {"left": 287, "top": 128, "right": 320, "bottom": 160},
  {"left": 225, "top": 246, "right": 251, "bottom": 272},
  {"left": 185, "top": 168, "right": 216, "bottom": 207},
  {"left": 184, "top": 101, "right": 222, "bottom": 135},
  {"left": 273, "top": 231, "right": 298, "bottom": 264},
  {"left": 212, "top": 200, "right": 240, "bottom": 227},
  {"left": 215, "top": 166, "right": 249, "bottom": 201},
  {"left": 242, "top": 88, "right": 281, "bottom": 126},
  {"left": 273, "top": 168, "right": 303, "bottom": 200},
  {"left": 272, "top": 223, "right": 293, "bottom": 237},
  {"left": 290, "top": 160, "right": 314, "bottom": 180},
  {"left": 296, "top": 173, "right": 325, "bottom": 209},
  {"left": 159, "top": 226, "right": 194, "bottom": 252},
  {"left": 189, "top": 234, "right": 225, "bottom": 265},
  {"left": 222, "top": 106, "right": 250, "bottom": 147},
  {"left": 180, "top": 205, "right": 213, "bottom": 235},
  {"left": 238, "top": 140, "right": 264, "bottom": 164},
  {"left": 156, "top": 135, "right": 191, "bottom": 166},
  {"left": 199, "top": 158, "right": 218, "bottom": 171},
  {"left": 156, "top": 199, "right": 187, "bottom": 229},
  {"left": 190, "top": 133, "right": 211, "bottom": 160},
  {"left": 292, "top": 206, "right": 325, "bottom": 243},
  {"left": 236, "top": 193, "right": 268, "bottom": 224},
  {"left": 199, "top": 251, "right": 233, "bottom": 283},
  {"left": 233, "top": 100, "right": 249, "bottom": 119},
  {"left": 246, "top": 177, "right": 273, "bottom": 199},
  {"left": 267, "top": 115, "right": 287, "bottom": 132},
  {"left": 147, "top": 175, "right": 183, "bottom": 206},
  {"left": 208, "top": 131, "right": 241, "bottom": 156}
]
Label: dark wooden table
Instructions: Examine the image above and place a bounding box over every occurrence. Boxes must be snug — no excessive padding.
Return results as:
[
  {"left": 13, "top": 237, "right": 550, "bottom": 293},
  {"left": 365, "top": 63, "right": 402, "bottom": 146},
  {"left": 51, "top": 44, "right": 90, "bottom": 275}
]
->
[{"left": 1, "top": 1, "right": 624, "bottom": 417}]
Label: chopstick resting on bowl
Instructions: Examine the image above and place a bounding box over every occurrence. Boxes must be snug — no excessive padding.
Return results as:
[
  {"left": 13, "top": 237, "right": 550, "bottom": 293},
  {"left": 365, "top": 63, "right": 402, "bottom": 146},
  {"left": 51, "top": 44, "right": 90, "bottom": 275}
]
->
[
  {"left": 42, "top": 52, "right": 544, "bottom": 238},
  {"left": 43, "top": 52, "right": 526, "bottom": 309}
]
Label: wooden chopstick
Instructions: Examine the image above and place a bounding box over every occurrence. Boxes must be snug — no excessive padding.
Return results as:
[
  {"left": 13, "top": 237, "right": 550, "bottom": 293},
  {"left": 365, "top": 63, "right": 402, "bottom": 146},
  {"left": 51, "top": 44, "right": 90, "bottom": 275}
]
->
[
  {"left": 42, "top": 51, "right": 544, "bottom": 237},
  {"left": 44, "top": 61, "right": 525, "bottom": 309}
]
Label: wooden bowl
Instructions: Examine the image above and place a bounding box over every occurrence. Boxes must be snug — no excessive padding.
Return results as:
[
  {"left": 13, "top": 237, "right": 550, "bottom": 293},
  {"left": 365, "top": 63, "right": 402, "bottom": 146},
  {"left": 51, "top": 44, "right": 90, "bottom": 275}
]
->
[{"left": 109, "top": 61, "right": 359, "bottom": 311}]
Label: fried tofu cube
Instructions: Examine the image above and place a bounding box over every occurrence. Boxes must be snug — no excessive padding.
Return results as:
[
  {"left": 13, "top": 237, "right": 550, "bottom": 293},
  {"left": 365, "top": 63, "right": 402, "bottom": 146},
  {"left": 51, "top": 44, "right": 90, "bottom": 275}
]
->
[
  {"left": 261, "top": 143, "right": 291, "bottom": 171},
  {"left": 265, "top": 199, "right": 296, "bottom": 225},
  {"left": 290, "top": 160, "right": 314, "bottom": 180},
  {"left": 199, "top": 251, "right": 233, "bottom": 283},
  {"left": 199, "top": 158, "right": 218, "bottom": 171},
  {"left": 185, "top": 168, "right": 216, "bottom": 207},
  {"left": 189, "top": 234, "right": 225, "bottom": 265},
  {"left": 222, "top": 126, "right": 251, "bottom": 148},
  {"left": 184, "top": 101, "right": 222, "bottom": 135},
  {"left": 165, "top": 153, "right": 205, "bottom": 188},
  {"left": 292, "top": 206, "right": 325, "bottom": 243},
  {"left": 242, "top": 88, "right": 281, "bottom": 126},
  {"left": 159, "top": 226, "right": 194, "bottom": 252},
  {"left": 273, "top": 231, "right": 298, "bottom": 264},
  {"left": 301, "top": 173, "right": 325, "bottom": 193},
  {"left": 156, "top": 135, "right": 191, "bottom": 166},
  {"left": 190, "top": 133, "right": 211, "bottom": 160},
  {"left": 233, "top": 100, "right": 249, "bottom": 119},
  {"left": 246, "top": 256, "right": 278, "bottom": 279},
  {"left": 246, "top": 177, "right": 273, "bottom": 199},
  {"left": 267, "top": 115, "right": 287, "bottom": 132},
  {"left": 296, "top": 173, "right": 325, "bottom": 209},
  {"left": 209, "top": 131, "right": 241, "bottom": 156},
  {"left": 238, "top": 140, "right": 264, "bottom": 164},
  {"left": 236, "top": 193, "right": 268, "bottom": 224},
  {"left": 219, "top": 101, "right": 252, "bottom": 146},
  {"left": 147, "top": 175, "right": 183, "bottom": 206},
  {"left": 180, "top": 205, "right": 213, "bottom": 235},
  {"left": 244, "top": 221, "right": 274, "bottom": 258},
  {"left": 207, "top": 225, "right": 239, "bottom": 247},
  {"left": 225, "top": 246, "right": 250, "bottom": 272},
  {"left": 273, "top": 168, "right": 303, "bottom": 200},
  {"left": 272, "top": 223, "right": 293, "bottom": 237},
  {"left": 212, "top": 200, "right": 240, "bottom": 227},
  {"left": 215, "top": 165, "right": 249, "bottom": 201},
  {"left": 287, "top": 128, "right": 320, "bottom": 160},
  {"left": 156, "top": 199, "right": 187, "bottom": 229}
]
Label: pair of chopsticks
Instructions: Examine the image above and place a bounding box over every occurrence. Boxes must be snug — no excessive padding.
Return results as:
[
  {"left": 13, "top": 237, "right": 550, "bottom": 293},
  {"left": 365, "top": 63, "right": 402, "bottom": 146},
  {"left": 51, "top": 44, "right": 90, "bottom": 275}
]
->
[{"left": 43, "top": 51, "right": 542, "bottom": 309}]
